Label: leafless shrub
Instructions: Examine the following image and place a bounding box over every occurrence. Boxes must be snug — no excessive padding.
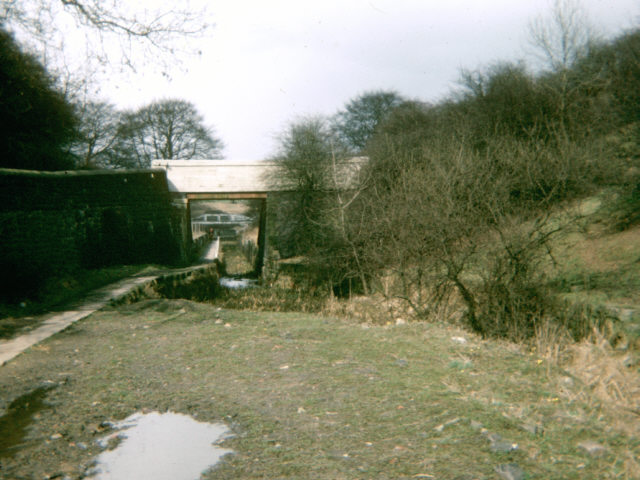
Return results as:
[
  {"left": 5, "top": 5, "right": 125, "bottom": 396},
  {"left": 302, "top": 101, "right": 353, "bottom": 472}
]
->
[{"left": 353, "top": 110, "right": 609, "bottom": 339}]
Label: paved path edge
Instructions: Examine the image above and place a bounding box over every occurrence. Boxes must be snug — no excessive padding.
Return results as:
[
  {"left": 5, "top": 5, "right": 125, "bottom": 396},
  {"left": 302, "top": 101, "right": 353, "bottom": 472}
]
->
[{"left": 0, "top": 265, "right": 213, "bottom": 366}]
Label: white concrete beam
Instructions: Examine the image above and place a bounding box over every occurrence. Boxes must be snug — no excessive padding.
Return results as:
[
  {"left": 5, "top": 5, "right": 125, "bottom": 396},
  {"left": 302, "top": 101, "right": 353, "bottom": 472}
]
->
[
  {"left": 151, "top": 158, "right": 368, "bottom": 194},
  {"left": 152, "top": 160, "right": 278, "bottom": 194}
]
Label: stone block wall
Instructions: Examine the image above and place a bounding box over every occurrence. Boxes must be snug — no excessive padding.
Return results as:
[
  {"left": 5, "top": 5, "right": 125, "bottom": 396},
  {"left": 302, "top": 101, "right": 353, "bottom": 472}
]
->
[{"left": 0, "top": 168, "right": 186, "bottom": 300}]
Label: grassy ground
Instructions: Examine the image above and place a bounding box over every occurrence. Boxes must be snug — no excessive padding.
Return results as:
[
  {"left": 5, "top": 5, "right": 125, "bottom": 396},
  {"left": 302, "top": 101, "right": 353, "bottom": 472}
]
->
[
  {"left": 1, "top": 197, "right": 638, "bottom": 479},
  {"left": 1, "top": 298, "right": 638, "bottom": 479},
  {"left": 549, "top": 203, "right": 640, "bottom": 347}
]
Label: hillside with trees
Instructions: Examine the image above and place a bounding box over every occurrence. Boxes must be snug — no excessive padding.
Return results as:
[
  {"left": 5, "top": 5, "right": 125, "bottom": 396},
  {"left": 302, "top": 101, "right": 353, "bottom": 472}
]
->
[
  {"left": 269, "top": 4, "right": 640, "bottom": 342},
  {"left": 0, "top": 0, "right": 221, "bottom": 171}
]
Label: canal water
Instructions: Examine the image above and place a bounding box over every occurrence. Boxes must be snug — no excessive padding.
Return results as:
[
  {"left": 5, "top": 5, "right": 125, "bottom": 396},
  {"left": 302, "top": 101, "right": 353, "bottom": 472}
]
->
[{"left": 219, "top": 277, "right": 257, "bottom": 289}]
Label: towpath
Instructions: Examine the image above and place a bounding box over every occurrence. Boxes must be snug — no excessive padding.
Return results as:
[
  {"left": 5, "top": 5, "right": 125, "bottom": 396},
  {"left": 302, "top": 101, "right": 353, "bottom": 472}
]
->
[{"left": 0, "top": 265, "right": 210, "bottom": 366}]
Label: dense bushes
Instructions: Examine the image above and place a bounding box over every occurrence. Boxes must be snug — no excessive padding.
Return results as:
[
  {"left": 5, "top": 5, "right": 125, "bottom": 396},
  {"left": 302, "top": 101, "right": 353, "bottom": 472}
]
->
[
  {"left": 269, "top": 26, "right": 640, "bottom": 341},
  {"left": 355, "top": 96, "right": 628, "bottom": 339}
]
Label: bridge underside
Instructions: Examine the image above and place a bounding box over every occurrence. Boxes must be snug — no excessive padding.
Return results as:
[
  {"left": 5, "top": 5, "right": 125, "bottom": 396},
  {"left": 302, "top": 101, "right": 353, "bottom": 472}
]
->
[
  {"left": 151, "top": 160, "right": 280, "bottom": 274},
  {"left": 152, "top": 158, "right": 366, "bottom": 274},
  {"left": 184, "top": 192, "right": 267, "bottom": 201},
  {"left": 167, "top": 198, "right": 267, "bottom": 275}
]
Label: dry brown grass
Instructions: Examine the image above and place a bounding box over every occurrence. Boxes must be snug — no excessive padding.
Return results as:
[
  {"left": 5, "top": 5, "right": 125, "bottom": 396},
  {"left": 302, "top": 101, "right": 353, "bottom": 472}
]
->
[
  {"left": 533, "top": 318, "right": 573, "bottom": 364},
  {"left": 535, "top": 323, "right": 640, "bottom": 443},
  {"left": 322, "top": 294, "right": 403, "bottom": 325},
  {"left": 567, "top": 332, "right": 640, "bottom": 412}
]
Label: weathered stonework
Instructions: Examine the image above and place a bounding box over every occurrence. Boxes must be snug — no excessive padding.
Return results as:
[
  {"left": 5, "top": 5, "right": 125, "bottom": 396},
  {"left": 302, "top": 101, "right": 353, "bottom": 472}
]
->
[{"left": 0, "top": 168, "right": 186, "bottom": 300}]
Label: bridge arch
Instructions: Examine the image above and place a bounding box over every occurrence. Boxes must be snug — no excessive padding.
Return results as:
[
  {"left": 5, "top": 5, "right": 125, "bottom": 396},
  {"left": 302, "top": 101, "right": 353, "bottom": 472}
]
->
[
  {"left": 151, "top": 160, "right": 279, "bottom": 273},
  {"left": 152, "top": 158, "right": 367, "bottom": 274}
]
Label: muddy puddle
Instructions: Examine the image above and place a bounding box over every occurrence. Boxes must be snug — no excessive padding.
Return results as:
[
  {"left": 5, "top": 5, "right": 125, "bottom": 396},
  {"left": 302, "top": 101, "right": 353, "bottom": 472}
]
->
[
  {"left": 90, "top": 411, "right": 232, "bottom": 480},
  {"left": 0, "top": 385, "right": 54, "bottom": 459}
]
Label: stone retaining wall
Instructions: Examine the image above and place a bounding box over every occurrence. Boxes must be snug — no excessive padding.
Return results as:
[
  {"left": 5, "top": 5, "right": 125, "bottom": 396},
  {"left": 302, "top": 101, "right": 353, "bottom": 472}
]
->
[{"left": 0, "top": 168, "right": 186, "bottom": 300}]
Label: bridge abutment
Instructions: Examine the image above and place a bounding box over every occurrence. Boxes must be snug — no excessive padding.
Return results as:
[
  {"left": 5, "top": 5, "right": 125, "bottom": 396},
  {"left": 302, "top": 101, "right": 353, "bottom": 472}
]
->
[
  {"left": 170, "top": 194, "right": 194, "bottom": 264},
  {"left": 152, "top": 160, "right": 278, "bottom": 276}
]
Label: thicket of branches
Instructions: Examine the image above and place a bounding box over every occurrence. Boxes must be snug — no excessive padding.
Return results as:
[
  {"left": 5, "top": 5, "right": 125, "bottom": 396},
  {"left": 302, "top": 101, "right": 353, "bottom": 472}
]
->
[
  {"left": 0, "top": 1, "right": 218, "bottom": 171},
  {"left": 270, "top": 15, "right": 640, "bottom": 340}
]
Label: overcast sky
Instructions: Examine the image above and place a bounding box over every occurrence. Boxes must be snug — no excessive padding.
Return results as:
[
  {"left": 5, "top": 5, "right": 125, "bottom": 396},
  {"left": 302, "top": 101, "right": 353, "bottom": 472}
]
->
[{"left": 99, "top": 0, "right": 638, "bottom": 161}]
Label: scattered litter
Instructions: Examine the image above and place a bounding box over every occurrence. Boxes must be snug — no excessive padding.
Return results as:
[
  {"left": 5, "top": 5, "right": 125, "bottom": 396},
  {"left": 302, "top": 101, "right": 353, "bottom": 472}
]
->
[
  {"left": 482, "top": 431, "right": 518, "bottom": 452},
  {"left": 520, "top": 423, "right": 544, "bottom": 435},
  {"left": 434, "top": 417, "right": 461, "bottom": 432},
  {"left": 491, "top": 440, "right": 519, "bottom": 453},
  {"left": 470, "top": 420, "right": 484, "bottom": 430},
  {"left": 219, "top": 278, "right": 257, "bottom": 289}
]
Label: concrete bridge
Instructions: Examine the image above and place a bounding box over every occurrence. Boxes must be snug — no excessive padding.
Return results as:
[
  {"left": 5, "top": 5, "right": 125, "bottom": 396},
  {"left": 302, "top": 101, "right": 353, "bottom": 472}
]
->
[
  {"left": 151, "top": 160, "right": 274, "bottom": 272},
  {"left": 151, "top": 159, "right": 366, "bottom": 273},
  {"left": 151, "top": 160, "right": 280, "bottom": 199}
]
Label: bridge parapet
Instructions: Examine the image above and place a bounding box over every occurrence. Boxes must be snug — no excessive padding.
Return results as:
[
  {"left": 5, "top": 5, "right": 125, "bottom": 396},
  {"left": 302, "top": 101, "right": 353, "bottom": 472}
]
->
[
  {"left": 151, "top": 157, "right": 368, "bottom": 275},
  {"left": 151, "top": 160, "right": 278, "bottom": 194},
  {"left": 151, "top": 158, "right": 367, "bottom": 195}
]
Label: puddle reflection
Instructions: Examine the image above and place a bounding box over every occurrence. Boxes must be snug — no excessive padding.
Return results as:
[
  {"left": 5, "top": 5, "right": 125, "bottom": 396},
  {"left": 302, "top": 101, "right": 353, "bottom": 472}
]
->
[{"left": 91, "top": 411, "right": 232, "bottom": 480}]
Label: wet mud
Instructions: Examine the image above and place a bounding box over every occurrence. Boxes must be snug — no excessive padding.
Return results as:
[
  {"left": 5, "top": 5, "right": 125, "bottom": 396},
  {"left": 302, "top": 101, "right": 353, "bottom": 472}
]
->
[{"left": 0, "top": 385, "right": 54, "bottom": 459}]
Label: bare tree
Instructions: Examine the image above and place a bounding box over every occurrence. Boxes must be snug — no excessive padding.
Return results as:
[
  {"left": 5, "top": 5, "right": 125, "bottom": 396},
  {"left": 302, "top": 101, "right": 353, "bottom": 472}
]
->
[
  {"left": 0, "top": 0, "right": 213, "bottom": 106},
  {"left": 107, "top": 99, "right": 224, "bottom": 168},
  {"left": 70, "top": 101, "right": 121, "bottom": 168},
  {"left": 332, "top": 90, "right": 404, "bottom": 153},
  {"left": 527, "top": 0, "right": 603, "bottom": 141},
  {"left": 269, "top": 116, "right": 371, "bottom": 293},
  {"left": 269, "top": 116, "right": 336, "bottom": 258},
  {"left": 528, "top": 0, "right": 597, "bottom": 72},
  {"left": 107, "top": 111, "right": 149, "bottom": 169},
  {"left": 0, "top": 0, "right": 211, "bottom": 69}
]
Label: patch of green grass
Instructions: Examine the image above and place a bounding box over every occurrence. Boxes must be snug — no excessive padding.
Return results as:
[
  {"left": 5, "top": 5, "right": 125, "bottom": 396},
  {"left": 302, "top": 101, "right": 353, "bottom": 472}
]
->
[
  {"left": 552, "top": 265, "right": 640, "bottom": 303},
  {"left": 545, "top": 209, "right": 640, "bottom": 344},
  {"left": 0, "top": 300, "right": 636, "bottom": 479}
]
